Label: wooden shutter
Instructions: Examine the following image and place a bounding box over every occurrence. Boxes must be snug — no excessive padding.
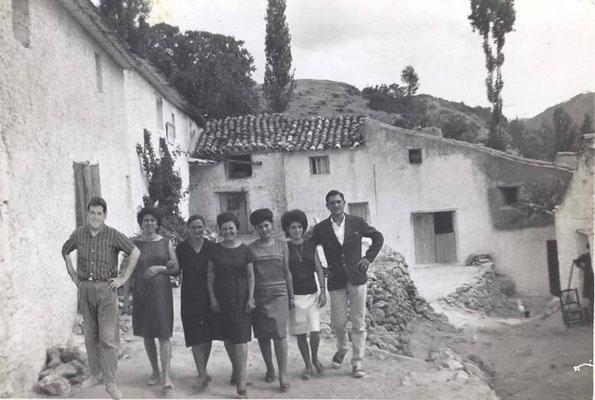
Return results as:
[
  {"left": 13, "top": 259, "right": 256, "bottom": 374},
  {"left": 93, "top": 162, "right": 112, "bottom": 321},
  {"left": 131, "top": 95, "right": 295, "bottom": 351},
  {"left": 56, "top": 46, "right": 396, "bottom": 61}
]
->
[{"left": 74, "top": 162, "right": 102, "bottom": 227}]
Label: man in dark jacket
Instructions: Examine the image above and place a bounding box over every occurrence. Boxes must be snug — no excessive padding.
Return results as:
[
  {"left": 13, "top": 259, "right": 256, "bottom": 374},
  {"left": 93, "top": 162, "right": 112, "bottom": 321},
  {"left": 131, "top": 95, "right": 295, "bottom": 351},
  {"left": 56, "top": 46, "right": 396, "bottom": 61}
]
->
[{"left": 310, "top": 190, "right": 384, "bottom": 378}]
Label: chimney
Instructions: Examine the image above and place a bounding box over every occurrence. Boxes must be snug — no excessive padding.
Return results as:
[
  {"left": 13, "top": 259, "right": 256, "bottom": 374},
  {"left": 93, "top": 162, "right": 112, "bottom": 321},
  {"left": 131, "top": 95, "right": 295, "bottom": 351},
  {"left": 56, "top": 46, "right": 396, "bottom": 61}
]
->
[{"left": 554, "top": 151, "right": 578, "bottom": 170}]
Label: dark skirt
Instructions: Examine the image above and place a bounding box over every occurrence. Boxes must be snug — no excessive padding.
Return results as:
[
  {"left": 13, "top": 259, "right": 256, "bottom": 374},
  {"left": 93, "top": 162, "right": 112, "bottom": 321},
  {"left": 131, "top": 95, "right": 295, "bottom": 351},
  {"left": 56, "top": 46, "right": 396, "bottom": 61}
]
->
[
  {"left": 181, "top": 312, "right": 212, "bottom": 346},
  {"left": 210, "top": 311, "right": 252, "bottom": 344},
  {"left": 252, "top": 283, "right": 289, "bottom": 339}
]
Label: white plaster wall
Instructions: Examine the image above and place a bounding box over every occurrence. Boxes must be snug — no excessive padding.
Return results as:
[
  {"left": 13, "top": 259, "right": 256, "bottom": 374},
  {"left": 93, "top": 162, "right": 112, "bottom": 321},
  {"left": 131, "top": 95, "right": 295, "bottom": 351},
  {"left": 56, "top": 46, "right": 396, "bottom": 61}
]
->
[
  {"left": 189, "top": 153, "right": 287, "bottom": 234},
  {"left": 491, "top": 227, "right": 557, "bottom": 295},
  {"left": 123, "top": 70, "right": 200, "bottom": 224},
  {"left": 555, "top": 149, "right": 594, "bottom": 298},
  {"left": 283, "top": 121, "right": 494, "bottom": 267},
  {"left": 0, "top": 0, "right": 134, "bottom": 395}
]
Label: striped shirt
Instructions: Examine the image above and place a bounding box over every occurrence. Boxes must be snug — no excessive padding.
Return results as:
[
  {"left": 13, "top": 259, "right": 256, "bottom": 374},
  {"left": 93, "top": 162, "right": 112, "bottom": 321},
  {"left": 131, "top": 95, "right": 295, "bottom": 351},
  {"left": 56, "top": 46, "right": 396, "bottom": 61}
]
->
[{"left": 62, "top": 225, "right": 136, "bottom": 281}]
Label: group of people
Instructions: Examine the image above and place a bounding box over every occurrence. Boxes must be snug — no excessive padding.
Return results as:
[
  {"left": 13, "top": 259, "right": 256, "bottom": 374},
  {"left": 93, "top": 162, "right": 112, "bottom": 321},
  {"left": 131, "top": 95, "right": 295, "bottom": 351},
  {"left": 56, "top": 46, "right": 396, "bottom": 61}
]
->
[{"left": 62, "top": 190, "right": 383, "bottom": 399}]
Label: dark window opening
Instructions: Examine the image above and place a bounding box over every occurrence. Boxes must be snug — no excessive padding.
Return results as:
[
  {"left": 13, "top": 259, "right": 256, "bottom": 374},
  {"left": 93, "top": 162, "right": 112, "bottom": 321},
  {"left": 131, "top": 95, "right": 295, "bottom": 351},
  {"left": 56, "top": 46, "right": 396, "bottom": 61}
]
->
[
  {"left": 408, "top": 149, "right": 422, "bottom": 164},
  {"left": 227, "top": 154, "right": 253, "bottom": 178},
  {"left": 310, "top": 156, "right": 330, "bottom": 174},
  {"left": 434, "top": 211, "right": 453, "bottom": 234},
  {"left": 499, "top": 186, "right": 519, "bottom": 205},
  {"left": 95, "top": 53, "right": 103, "bottom": 93},
  {"left": 349, "top": 202, "right": 369, "bottom": 222}
]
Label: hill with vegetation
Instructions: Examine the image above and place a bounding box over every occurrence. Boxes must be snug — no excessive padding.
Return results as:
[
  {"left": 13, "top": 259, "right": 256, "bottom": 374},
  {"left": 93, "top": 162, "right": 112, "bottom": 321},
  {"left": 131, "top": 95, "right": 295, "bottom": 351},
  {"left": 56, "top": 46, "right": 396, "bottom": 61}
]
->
[
  {"left": 523, "top": 92, "right": 594, "bottom": 131},
  {"left": 256, "top": 79, "right": 492, "bottom": 143}
]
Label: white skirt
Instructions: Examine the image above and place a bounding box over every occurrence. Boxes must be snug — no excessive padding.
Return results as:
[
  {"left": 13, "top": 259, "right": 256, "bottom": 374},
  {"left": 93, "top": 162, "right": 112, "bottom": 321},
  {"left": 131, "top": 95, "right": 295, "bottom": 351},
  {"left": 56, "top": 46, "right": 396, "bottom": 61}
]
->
[{"left": 289, "top": 292, "right": 321, "bottom": 336}]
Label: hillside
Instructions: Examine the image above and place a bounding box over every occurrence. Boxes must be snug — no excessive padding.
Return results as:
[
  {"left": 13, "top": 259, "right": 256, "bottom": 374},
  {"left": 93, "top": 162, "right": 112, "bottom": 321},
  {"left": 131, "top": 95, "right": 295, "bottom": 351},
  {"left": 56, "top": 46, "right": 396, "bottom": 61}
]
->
[
  {"left": 523, "top": 92, "right": 595, "bottom": 131},
  {"left": 255, "top": 79, "right": 491, "bottom": 142}
]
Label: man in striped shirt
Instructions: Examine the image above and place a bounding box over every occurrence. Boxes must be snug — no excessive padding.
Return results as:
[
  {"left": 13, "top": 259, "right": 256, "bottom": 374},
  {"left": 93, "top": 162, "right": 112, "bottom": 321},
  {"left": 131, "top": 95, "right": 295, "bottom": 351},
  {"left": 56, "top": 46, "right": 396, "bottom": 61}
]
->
[{"left": 62, "top": 197, "right": 140, "bottom": 400}]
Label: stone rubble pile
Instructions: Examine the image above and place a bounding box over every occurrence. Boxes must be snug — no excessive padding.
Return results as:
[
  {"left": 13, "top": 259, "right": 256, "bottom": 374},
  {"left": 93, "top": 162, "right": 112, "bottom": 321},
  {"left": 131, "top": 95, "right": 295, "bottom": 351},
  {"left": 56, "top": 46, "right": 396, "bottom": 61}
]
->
[
  {"left": 366, "top": 246, "right": 443, "bottom": 355},
  {"left": 36, "top": 346, "right": 87, "bottom": 396},
  {"left": 442, "top": 267, "right": 516, "bottom": 314},
  {"left": 465, "top": 253, "right": 494, "bottom": 268}
]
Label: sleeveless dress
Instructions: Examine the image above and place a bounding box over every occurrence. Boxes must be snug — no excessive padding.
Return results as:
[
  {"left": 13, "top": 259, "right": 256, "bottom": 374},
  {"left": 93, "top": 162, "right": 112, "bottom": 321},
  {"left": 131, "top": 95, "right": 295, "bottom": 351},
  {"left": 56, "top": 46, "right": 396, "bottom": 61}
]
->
[
  {"left": 210, "top": 243, "right": 254, "bottom": 344},
  {"left": 131, "top": 237, "right": 173, "bottom": 338},
  {"left": 249, "top": 239, "right": 289, "bottom": 339},
  {"left": 176, "top": 239, "right": 212, "bottom": 347},
  {"left": 288, "top": 241, "right": 321, "bottom": 335}
]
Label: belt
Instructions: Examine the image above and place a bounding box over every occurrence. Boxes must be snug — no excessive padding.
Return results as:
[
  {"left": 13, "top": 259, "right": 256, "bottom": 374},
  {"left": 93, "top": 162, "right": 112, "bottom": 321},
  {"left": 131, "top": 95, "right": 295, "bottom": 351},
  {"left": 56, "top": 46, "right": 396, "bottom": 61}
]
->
[{"left": 80, "top": 277, "right": 109, "bottom": 282}]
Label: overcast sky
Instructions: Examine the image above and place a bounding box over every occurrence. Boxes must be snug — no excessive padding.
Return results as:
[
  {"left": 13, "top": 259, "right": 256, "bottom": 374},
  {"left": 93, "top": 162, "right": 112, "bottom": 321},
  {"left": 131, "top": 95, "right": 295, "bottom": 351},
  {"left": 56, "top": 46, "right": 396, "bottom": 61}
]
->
[{"left": 146, "top": 0, "right": 595, "bottom": 118}]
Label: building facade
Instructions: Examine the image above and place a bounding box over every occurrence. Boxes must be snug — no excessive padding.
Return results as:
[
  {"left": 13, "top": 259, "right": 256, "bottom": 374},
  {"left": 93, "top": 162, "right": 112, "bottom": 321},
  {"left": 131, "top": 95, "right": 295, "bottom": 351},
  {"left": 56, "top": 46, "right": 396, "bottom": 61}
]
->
[
  {"left": 0, "top": 0, "right": 199, "bottom": 395},
  {"left": 190, "top": 115, "right": 573, "bottom": 297}
]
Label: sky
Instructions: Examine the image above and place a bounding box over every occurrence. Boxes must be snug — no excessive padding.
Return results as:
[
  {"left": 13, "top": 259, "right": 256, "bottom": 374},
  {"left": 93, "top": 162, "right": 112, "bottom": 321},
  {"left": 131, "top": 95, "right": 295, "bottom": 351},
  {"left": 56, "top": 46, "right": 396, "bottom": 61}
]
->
[{"left": 146, "top": 0, "right": 595, "bottom": 119}]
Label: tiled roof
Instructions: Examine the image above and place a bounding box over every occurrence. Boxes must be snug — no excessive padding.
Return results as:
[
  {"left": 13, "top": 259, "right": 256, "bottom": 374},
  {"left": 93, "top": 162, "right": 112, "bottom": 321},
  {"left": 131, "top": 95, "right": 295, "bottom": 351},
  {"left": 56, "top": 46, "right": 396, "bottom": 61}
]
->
[{"left": 194, "top": 114, "right": 366, "bottom": 155}]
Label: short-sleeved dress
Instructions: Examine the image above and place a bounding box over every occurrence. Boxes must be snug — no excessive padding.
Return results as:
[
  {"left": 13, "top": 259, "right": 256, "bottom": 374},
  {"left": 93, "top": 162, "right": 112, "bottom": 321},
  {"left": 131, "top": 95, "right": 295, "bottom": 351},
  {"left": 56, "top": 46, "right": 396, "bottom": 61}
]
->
[
  {"left": 249, "top": 239, "right": 290, "bottom": 339},
  {"left": 210, "top": 243, "right": 254, "bottom": 344},
  {"left": 131, "top": 237, "right": 174, "bottom": 338},
  {"left": 288, "top": 240, "right": 322, "bottom": 335},
  {"left": 176, "top": 239, "right": 212, "bottom": 347}
]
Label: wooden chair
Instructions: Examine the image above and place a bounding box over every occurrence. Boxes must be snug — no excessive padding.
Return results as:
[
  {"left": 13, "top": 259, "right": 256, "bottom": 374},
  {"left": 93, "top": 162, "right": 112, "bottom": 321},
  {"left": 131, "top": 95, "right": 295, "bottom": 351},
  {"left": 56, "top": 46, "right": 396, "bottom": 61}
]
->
[{"left": 559, "top": 288, "right": 589, "bottom": 327}]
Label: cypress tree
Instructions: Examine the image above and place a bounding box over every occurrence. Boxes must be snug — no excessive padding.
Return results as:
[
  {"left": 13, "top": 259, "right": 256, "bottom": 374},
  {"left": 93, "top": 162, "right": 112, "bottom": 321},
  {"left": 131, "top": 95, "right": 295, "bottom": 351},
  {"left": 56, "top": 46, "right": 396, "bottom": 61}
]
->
[{"left": 263, "top": 0, "right": 296, "bottom": 112}]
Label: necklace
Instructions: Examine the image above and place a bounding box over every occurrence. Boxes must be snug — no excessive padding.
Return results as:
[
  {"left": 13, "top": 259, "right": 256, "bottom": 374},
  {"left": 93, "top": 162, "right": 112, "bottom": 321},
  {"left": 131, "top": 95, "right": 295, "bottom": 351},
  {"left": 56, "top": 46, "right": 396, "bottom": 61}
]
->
[{"left": 292, "top": 243, "right": 304, "bottom": 263}]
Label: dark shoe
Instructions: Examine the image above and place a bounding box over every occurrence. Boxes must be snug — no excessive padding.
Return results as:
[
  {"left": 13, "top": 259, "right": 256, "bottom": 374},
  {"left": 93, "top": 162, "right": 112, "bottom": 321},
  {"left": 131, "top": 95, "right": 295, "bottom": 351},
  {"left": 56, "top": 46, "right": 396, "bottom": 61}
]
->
[
  {"left": 313, "top": 360, "right": 326, "bottom": 375},
  {"left": 331, "top": 351, "right": 347, "bottom": 369},
  {"left": 237, "top": 389, "right": 248, "bottom": 399},
  {"left": 105, "top": 383, "right": 122, "bottom": 400},
  {"left": 301, "top": 368, "right": 311, "bottom": 380},
  {"left": 280, "top": 382, "right": 290, "bottom": 392},
  {"left": 352, "top": 365, "right": 366, "bottom": 378},
  {"left": 265, "top": 370, "right": 276, "bottom": 383}
]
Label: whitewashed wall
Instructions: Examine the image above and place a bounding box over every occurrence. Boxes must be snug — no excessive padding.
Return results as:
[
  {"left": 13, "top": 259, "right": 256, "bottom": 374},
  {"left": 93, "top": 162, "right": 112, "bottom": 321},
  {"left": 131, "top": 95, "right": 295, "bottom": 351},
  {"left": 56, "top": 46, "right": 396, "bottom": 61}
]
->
[{"left": 555, "top": 150, "right": 594, "bottom": 299}]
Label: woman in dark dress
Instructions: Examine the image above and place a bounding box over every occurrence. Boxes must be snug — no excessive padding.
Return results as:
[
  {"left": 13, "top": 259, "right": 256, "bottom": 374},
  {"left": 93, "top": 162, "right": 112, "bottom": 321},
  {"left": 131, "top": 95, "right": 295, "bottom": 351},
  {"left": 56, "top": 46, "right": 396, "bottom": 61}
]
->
[
  {"left": 176, "top": 215, "right": 212, "bottom": 390},
  {"left": 207, "top": 212, "right": 255, "bottom": 399},
  {"left": 131, "top": 207, "right": 179, "bottom": 389},
  {"left": 249, "top": 209, "right": 294, "bottom": 392}
]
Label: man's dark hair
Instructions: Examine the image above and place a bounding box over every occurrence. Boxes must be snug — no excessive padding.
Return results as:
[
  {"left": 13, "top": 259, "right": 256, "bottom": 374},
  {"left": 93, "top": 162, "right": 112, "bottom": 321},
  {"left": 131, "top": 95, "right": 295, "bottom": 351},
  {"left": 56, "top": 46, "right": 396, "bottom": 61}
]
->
[
  {"left": 325, "top": 190, "right": 345, "bottom": 204},
  {"left": 87, "top": 196, "right": 107, "bottom": 213},
  {"left": 136, "top": 207, "right": 162, "bottom": 227},
  {"left": 217, "top": 211, "right": 240, "bottom": 230}
]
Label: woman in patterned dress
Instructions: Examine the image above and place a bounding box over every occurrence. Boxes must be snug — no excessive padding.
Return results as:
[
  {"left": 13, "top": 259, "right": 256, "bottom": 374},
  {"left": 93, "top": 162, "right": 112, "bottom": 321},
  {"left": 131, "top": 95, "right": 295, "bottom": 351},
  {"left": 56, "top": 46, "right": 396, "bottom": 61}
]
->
[{"left": 248, "top": 208, "right": 294, "bottom": 392}]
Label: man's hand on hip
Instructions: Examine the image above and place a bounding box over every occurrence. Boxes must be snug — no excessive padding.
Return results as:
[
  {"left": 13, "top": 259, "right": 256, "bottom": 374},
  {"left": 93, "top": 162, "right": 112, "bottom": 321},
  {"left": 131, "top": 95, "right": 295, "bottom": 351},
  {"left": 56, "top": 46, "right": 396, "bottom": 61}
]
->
[
  {"left": 356, "top": 258, "right": 370, "bottom": 272},
  {"left": 108, "top": 276, "right": 126, "bottom": 290}
]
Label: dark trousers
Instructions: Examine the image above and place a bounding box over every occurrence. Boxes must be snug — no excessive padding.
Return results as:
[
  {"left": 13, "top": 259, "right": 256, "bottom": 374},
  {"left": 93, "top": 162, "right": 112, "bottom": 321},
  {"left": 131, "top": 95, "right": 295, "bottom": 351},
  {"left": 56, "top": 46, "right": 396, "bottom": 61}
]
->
[{"left": 79, "top": 281, "right": 120, "bottom": 384}]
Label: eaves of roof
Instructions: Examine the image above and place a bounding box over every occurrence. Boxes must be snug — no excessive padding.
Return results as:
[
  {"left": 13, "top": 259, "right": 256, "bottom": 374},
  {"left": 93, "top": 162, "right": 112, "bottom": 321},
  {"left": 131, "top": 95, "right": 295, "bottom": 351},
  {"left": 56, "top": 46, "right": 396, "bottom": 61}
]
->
[{"left": 56, "top": 0, "right": 198, "bottom": 121}]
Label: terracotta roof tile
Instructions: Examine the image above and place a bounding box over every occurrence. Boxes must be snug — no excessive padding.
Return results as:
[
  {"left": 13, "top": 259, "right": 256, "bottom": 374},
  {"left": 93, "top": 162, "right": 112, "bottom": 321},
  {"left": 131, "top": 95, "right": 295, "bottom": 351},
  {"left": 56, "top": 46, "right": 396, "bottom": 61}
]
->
[{"left": 194, "top": 114, "right": 366, "bottom": 156}]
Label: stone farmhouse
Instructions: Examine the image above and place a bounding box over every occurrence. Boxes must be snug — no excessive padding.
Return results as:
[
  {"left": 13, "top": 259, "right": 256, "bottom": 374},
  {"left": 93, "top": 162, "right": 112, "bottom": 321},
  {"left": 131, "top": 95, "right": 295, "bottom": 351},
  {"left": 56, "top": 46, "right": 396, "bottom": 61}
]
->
[
  {"left": 0, "top": 0, "right": 200, "bottom": 395},
  {"left": 189, "top": 114, "right": 573, "bottom": 297}
]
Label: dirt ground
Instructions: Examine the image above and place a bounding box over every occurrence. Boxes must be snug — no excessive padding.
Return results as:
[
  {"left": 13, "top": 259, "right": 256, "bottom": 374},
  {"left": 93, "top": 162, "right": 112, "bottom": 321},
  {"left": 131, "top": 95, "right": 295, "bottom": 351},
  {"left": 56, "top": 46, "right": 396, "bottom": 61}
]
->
[{"left": 35, "top": 262, "right": 593, "bottom": 400}]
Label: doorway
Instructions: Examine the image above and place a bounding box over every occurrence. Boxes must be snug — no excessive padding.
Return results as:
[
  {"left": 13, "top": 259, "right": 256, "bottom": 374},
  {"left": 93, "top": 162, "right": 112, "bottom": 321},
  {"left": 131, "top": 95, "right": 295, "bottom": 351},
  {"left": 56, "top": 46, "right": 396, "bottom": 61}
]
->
[
  {"left": 546, "top": 240, "right": 561, "bottom": 296},
  {"left": 218, "top": 192, "right": 249, "bottom": 234},
  {"left": 412, "top": 211, "right": 457, "bottom": 264}
]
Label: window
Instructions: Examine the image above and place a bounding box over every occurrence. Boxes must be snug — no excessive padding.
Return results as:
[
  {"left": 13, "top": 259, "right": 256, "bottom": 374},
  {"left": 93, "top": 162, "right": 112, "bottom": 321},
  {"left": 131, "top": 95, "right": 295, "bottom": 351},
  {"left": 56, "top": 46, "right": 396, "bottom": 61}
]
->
[
  {"left": 408, "top": 149, "right": 422, "bottom": 164},
  {"left": 166, "top": 122, "right": 176, "bottom": 144},
  {"left": 156, "top": 97, "right": 163, "bottom": 129},
  {"left": 310, "top": 156, "right": 330, "bottom": 174},
  {"left": 499, "top": 186, "right": 519, "bottom": 205},
  {"left": 349, "top": 202, "right": 369, "bottom": 222},
  {"left": 95, "top": 53, "right": 103, "bottom": 93},
  {"left": 434, "top": 211, "right": 454, "bottom": 234},
  {"left": 227, "top": 154, "right": 253, "bottom": 178},
  {"left": 12, "top": 0, "right": 31, "bottom": 48}
]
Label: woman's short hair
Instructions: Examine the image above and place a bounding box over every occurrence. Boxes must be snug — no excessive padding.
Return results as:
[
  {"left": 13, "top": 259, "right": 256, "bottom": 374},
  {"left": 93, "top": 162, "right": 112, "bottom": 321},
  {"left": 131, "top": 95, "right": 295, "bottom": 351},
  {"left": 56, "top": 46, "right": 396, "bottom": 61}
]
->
[
  {"left": 281, "top": 209, "right": 308, "bottom": 237},
  {"left": 136, "top": 207, "right": 162, "bottom": 227},
  {"left": 216, "top": 211, "right": 240, "bottom": 229},
  {"left": 249, "top": 208, "right": 273, "bottom": 226},
  {"left": 187, "top": 214, "right": 206, "bottom": 227}
]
